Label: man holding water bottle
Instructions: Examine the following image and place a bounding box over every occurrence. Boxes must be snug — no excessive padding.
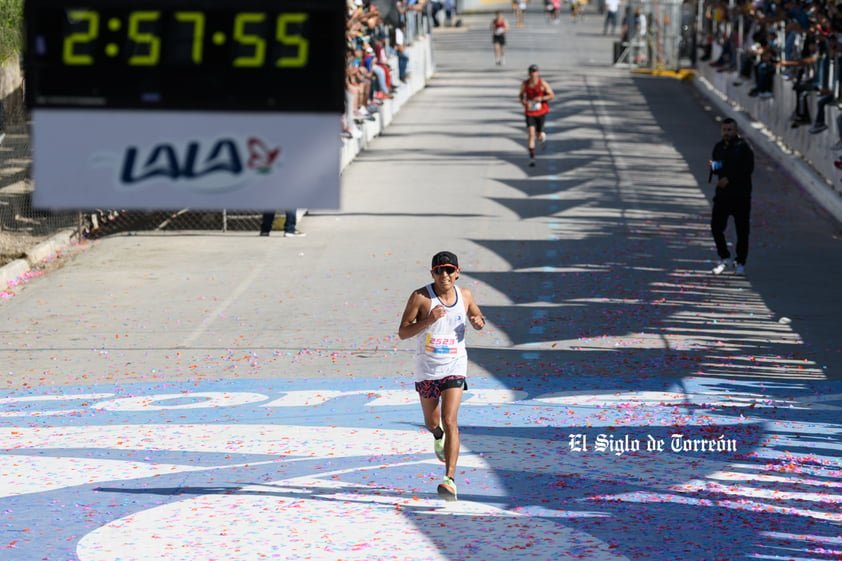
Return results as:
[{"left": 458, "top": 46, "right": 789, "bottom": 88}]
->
[{"left": 709, "top": 117, "right": 755, "bottom": 276}]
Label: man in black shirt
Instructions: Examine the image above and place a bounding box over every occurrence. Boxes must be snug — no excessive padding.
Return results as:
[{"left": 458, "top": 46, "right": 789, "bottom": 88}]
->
[{"left": 709, "top": 117, "right": 755, "bottom": 275}]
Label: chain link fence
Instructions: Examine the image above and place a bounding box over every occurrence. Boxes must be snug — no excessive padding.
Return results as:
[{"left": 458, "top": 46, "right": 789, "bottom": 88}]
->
[
  {"left": 82, "top": 209, "right": 269, "bottom": 239},
  {"left": 0, "top": 124, "right": 80, "bottom": 267}
]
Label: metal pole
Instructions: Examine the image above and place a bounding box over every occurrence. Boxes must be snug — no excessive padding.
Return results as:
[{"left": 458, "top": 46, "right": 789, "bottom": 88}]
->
[{"left": 697, "top": 0, "right": 704, "bottom": 67}]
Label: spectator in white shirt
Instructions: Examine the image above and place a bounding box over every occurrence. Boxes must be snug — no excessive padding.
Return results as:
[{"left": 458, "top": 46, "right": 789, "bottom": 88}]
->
[{"left": 604, "top": 0, "right": 621, "bottom": 34}]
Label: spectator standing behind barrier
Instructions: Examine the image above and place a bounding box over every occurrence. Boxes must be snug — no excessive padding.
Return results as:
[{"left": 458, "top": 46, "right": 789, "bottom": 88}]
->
[
  {"left": 394, "top": 22, "right": 410, "bottom": 83},
  {"left": 708, "top": 118, "right": 755, "bottom": 276},
  {"left": 734, "top": 28, "right": 766, "bottom": 86},
  {"left": 635, "top": 8, "right": 648, "bottom": 63},
  {"left": 807, "top": 26, "right": 840, "bottom": 135},
  {"left": 259, "top": 211, "right": 306, "bottom": 237},
  {"left": 778, "top": 0, "right": 812, "bottom": 80},
  {"left": 430, "top": 0, "right": 444, "bottom": 27},
  {"left": 519, "top": 64, "right": 556, "bottom": 167},
  {"left": 748, "top": 45, "right": 777, "bottom": 99},
  {"left": 779, "top": 38, "right": 820, "bottom": 129},
  {"left": 620, "top": 6, "right": 633, "bottom": 43},
  {"left": 443, "top": 0, "right": 455, "bottom": 26},
  {"left": 603, "top": 0, "right": 620, "bottom": 35},
  {"left": 491, "top": 11, "right": 510, "bottom": 66}
]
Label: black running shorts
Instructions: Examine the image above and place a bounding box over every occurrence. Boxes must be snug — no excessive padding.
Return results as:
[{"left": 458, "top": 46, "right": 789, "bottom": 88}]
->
[
  {"left": 415, "top": 376, "right": 468, "bottom": 399},
  {"left": 525, "top": 114, "right": 546, "bottom": 132}
]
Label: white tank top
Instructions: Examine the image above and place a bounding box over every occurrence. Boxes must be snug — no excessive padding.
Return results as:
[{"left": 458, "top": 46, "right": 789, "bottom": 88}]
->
[{"left": 414, "top": 284, "right": 469, "bottom": 382}]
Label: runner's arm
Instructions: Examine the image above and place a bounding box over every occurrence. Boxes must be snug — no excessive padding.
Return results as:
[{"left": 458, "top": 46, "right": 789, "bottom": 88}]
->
[
  {"left": 541, "top": 79, "right": 556, "bottom": 102},
  {"left": 398, "top": 291, "right": 434, "bottom": 340},
  {"left": 462, "top": 288, "right": 486, "bottom": 330},
  {"left": 518, "top": 82, "right": 529, "bottom": 107}
]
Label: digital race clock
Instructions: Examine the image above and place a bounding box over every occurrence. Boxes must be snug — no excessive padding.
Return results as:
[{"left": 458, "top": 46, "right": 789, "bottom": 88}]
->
[
  {"left": 24, "top": 0, "right": 346, "bottom": 111},
  {"left": 24, "top": 0, "right": 346, "bottom": 211}
]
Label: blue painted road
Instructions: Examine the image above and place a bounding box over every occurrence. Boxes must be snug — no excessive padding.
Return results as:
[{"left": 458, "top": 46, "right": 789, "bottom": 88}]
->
[{"left": 2, "top": 375, "right": 841, "bottom": 560}]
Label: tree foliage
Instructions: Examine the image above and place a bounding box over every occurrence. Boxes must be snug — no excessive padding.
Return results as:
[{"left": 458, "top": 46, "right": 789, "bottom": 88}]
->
[{"left": 0, "top": 0, "right": 23, "bottom": 63}]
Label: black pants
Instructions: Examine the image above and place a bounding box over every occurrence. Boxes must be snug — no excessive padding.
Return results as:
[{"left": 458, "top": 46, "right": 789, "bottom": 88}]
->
[
  {"left": 793, "top": 82, "right": 817, "bottom": 122},
  {"left": 260, "top": 210, "right": 297, "bottom": 234},
  {"left": 710, "top": 196, "right": 751, "bottom": 265}
]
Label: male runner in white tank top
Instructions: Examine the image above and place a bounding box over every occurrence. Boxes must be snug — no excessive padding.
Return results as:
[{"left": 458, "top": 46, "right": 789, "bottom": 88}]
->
[{"left": 398, "top": 251, "right": 485, "bottom": 501}]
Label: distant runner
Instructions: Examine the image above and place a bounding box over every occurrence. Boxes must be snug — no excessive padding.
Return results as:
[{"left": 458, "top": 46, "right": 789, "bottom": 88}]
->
[
  {"left": 519, "top": 64, "right": 556, "bottom": 167},
  {"left": 513, "top": 0, "right": 526, "bottom": 27},
  {"left": 491, "top": 11, "right": 510, "bottom": 66}
]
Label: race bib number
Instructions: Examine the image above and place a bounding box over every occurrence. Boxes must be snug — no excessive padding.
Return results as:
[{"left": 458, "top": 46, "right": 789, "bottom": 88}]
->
[
  {"left": 424, "top": 334, "right": 458, "bottom": 355},
  {"left": 530, "top": 101, "right": 543, "bottom": 112}
]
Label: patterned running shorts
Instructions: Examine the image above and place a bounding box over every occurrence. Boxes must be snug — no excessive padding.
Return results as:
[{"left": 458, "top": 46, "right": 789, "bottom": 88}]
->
[{"left": 414, "top": 376, "right": 468, "bottom": 399}]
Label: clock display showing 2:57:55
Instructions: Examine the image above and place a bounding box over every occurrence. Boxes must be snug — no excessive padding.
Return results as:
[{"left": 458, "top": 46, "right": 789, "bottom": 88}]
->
[{"left": 61, "top": 9, "right": 310, "bottom": 68}]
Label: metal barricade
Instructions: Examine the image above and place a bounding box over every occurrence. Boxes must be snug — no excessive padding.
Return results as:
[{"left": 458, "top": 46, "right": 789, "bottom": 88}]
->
[{"left": 615, "top": 0, "right": 692, "bottom": 71}]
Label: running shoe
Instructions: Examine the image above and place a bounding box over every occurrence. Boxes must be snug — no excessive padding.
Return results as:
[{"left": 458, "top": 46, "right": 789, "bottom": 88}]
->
[
  {"left": 712, "top": 259, "right": 732, "bottom": 275},
  {"left": 735, "top": 263, "right": 745, "bottom": 275},
  {"left": 434, "top": 428, "right": 446, "bottom": 463},
  {"left": 529, "top": 158, "right": 536, "bottom": 167},
  {"left": 284, "top": 230, "right": 307, "bottom": 238},
  {"left": 539, "top": 131, "right": 547, "bottom": 149},
  {"left": 437, "top": 476, "right": 457, "bottom": 501}
]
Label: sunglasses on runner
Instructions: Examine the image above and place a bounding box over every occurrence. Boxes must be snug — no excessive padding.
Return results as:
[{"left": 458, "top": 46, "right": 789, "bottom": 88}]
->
[{"left": 432, "top": 266, "right": 458, "bottom": 275}]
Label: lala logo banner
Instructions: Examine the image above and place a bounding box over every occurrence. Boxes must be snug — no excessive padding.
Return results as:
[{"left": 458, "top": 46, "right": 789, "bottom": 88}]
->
[{"left": 31, "top": 110, "right": 340, "bottom": 210}]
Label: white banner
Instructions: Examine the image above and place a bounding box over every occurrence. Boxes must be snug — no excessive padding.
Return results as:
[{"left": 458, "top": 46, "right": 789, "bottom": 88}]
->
[{"left": 32, "top": 110, "right": 341, "bottom": 210}]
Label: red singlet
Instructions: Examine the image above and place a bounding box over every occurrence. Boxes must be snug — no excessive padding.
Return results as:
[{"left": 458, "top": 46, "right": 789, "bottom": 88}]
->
[{"left": 523, "top": 80, "right": 550, "bottom": 117}]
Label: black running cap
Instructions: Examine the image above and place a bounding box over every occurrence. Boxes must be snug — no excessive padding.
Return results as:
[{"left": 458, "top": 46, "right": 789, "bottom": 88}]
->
[
  {"left": 431, "top": 251, "right": 459, "bottom": 268},
  {"left": 528, "top": 64, "right": 539, "bottom": 72}
]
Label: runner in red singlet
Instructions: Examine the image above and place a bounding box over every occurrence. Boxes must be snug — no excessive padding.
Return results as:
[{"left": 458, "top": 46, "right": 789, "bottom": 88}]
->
[
  {"left": 490, "top": 11, "right": 509, "bottom": 66},
  {"left": 519, "top": 64, "right": 556, "bottom": 167}
]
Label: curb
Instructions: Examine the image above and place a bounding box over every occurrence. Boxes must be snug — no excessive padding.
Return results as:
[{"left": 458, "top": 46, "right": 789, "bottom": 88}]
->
[
  {"left": 0, "top": 229, "right": 78, "bottom": 292},
  {"left": 631, "top": 68, "right": 695, "bottom": 81},
  {"left": 0, "top": 259, "right": 29, "bottom": 291}
]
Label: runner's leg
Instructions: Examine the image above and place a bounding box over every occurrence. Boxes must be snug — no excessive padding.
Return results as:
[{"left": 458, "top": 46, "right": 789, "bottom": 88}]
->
[
  {"left": 419, "top": 395, "right": 441, "bottom": 434},
  {"left": 440, "top": 386, "right": 464, "bottom": 478}
]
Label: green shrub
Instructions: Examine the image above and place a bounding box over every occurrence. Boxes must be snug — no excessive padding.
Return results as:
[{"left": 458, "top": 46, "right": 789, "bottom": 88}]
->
[{"left": 0, "top": 0, "right": 23, "bottom": 63}]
